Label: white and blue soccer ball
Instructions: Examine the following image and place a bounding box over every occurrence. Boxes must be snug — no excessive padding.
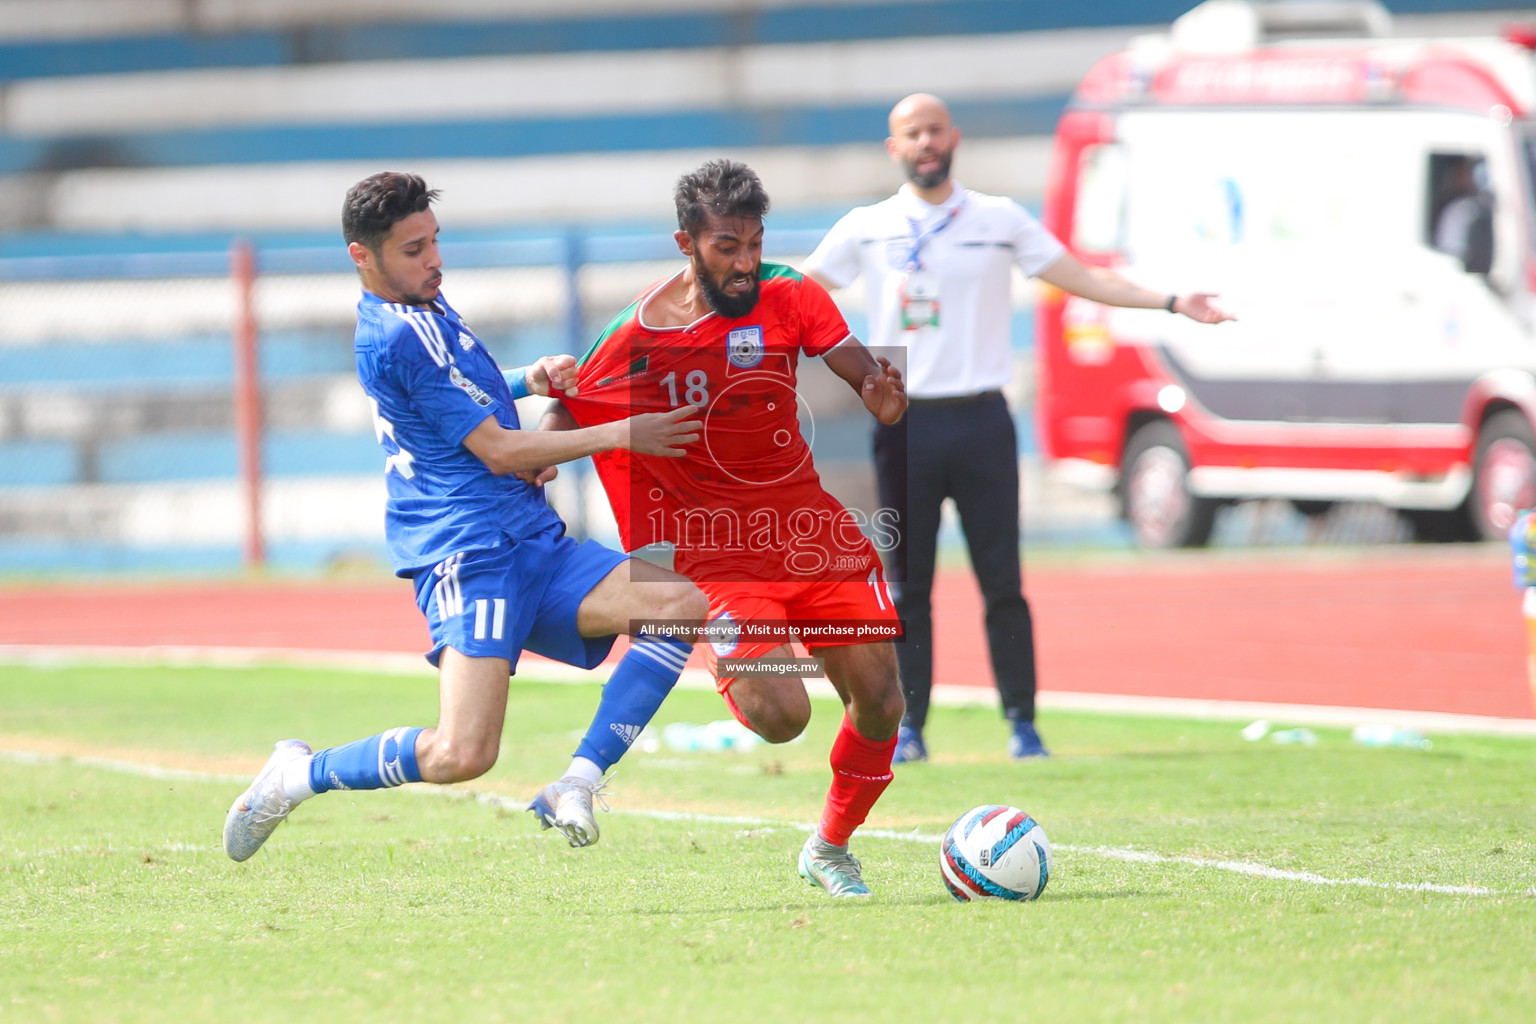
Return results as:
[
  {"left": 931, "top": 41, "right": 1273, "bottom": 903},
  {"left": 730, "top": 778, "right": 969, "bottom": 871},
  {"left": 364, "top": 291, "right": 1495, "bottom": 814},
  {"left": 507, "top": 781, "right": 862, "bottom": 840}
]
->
[{"left": 940, "top": 804, "right": 1052, "bottom": 902}]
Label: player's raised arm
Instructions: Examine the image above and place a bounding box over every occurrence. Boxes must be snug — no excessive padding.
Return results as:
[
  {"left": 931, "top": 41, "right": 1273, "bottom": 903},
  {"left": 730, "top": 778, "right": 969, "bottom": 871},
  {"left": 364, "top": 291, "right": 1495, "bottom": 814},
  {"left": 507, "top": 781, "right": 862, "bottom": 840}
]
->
[
  {"left": 462, "top": 405, "right": 700, "bottom": 475},
  {"left": 823, "top": 339, "right": 907, "bottom": 425}
]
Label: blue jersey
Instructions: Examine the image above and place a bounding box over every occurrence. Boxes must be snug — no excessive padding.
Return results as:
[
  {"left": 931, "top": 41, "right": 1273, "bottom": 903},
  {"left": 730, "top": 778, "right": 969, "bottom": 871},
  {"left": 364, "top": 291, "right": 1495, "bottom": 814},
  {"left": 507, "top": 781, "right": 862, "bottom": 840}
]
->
[{"left": 354, "top": 289, "right": 563, "bottom": 575}]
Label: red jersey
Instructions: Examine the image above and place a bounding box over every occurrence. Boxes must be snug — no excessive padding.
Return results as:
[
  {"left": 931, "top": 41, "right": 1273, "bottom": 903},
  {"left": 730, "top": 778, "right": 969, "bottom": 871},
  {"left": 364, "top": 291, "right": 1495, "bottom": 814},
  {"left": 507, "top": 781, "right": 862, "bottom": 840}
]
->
[{"left": 564, "top": 262, "right": 880, "bottom": 584}]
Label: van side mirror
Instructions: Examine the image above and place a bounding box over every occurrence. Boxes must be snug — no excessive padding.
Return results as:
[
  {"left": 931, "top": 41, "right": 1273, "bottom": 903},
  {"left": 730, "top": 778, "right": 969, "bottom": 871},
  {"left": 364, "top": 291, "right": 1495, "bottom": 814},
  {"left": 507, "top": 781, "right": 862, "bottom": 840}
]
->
[{"left": 1463, "top": 201, "right": 1494, "bottom": 275}]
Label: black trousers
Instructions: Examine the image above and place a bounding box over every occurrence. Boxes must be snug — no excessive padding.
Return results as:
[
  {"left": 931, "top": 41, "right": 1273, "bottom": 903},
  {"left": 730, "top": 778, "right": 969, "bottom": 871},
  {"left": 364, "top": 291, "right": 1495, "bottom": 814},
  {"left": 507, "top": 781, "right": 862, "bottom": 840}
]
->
[{"left": 874, "top": 390, "right": 1037, "bottom": 729}]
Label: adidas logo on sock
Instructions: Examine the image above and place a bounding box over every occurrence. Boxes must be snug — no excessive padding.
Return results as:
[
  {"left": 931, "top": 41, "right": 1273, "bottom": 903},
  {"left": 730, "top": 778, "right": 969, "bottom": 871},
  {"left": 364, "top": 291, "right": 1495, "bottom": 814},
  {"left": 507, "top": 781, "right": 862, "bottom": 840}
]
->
[{"left": 610, "top": 722, "right": 642, "bottom": 746}]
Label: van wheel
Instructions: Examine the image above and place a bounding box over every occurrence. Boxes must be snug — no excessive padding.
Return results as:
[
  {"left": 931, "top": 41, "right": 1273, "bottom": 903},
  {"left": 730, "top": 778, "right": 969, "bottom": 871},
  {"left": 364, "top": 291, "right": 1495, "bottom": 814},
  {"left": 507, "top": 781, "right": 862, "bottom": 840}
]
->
[
  {"left": 1119, "top": 421, "right": 1218, "bottom": 549},
  {"left": 1469, "top": 409, "right": 1536, "bottom": 541}
]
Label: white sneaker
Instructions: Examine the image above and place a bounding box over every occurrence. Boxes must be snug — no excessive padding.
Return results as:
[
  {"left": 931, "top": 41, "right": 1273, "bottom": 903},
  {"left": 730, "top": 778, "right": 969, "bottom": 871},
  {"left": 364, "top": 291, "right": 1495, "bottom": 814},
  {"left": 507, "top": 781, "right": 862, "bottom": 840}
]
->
[
  {"left": 223, "top": 740, "right": 311, "bottom": 862},
  {"left": 527, "top": 776, "right": 611, "bottom": 848}
]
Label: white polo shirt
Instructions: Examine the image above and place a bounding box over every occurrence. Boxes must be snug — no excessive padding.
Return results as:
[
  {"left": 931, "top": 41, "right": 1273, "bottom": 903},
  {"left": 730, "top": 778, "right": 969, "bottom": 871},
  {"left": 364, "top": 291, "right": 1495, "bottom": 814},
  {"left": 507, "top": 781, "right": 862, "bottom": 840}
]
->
[{"left": 805, "top": 180, "right": 1064, "bottom": 399}]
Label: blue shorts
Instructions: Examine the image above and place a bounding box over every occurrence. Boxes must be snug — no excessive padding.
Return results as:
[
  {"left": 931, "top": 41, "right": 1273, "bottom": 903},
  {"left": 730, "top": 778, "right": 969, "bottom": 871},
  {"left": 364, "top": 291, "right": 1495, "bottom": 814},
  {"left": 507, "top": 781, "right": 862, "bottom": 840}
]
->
[{"left": 411, "top": 522, "right": 627, "bottom": 672}]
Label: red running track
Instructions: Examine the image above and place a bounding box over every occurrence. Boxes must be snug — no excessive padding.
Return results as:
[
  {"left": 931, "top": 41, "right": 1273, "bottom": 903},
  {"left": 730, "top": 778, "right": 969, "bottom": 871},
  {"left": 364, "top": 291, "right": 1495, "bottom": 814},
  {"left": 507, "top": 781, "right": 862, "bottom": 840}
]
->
[{"left": 0, "top": 547, "right": 1528, "bottom": 719}]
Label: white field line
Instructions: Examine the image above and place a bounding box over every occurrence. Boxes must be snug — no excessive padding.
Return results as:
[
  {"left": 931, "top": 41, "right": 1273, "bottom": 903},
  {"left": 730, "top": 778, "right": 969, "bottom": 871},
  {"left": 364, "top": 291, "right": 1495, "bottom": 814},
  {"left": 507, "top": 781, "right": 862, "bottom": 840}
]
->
[
  {"left": 0, "top": 746, "right": 249, "bottom": 784},
  {"left": 5, "top": 642, "right": 1536, "bottom": 737},
  {"left": 1, "top": 746, "right": 1503, "bottom": 897},
  {"left": 1058, "top": 844, "right": 1497, "bottom": 896}
]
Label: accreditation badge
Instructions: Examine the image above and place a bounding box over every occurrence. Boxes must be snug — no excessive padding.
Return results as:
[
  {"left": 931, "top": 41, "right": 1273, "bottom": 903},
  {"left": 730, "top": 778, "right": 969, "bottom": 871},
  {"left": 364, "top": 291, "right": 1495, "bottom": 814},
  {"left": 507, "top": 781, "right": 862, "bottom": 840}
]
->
[{"left": 899, "top": 269, "right": 941, "bottom": 330}]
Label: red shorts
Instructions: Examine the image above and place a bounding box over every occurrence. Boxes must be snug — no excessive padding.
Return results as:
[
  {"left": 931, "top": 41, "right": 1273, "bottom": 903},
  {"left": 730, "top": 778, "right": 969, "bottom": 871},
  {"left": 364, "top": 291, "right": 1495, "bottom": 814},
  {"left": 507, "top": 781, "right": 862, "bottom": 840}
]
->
[{"left": 700, "top": 564, "right": 901, "bottom": 695}]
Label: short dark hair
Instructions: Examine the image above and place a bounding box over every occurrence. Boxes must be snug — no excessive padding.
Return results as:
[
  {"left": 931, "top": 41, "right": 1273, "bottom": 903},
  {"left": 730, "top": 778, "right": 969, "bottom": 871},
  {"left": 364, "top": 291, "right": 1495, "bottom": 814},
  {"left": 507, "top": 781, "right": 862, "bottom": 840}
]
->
[
  {"left": 342, "top": 172, "right": 440, "bottom": 252},
  {"left": 674, "top": 159, "right": 771, "bottom": 236}
]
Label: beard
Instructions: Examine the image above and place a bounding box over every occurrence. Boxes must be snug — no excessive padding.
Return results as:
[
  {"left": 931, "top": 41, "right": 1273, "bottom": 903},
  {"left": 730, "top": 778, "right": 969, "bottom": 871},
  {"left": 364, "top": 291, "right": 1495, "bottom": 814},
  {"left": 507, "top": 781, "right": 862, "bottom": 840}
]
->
[
  {"left": 695, "top": 257, "right": 760, "bottom": 319},
  {"left": 904, "top": 149, "right": 953, "bottom": 190},
  {"left": 379, "top": 262, "right": 441, "bottom": 306},
  {"left": 398, "top": 283, "right": 439, "bottom": 306}
]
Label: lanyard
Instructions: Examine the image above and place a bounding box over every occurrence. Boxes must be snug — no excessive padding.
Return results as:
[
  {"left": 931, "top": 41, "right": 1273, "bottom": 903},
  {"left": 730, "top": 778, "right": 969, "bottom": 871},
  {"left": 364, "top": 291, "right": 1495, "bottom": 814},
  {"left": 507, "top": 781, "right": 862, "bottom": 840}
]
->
[{"left": 903, "top": 195, "right": 965, "bottom": 271}]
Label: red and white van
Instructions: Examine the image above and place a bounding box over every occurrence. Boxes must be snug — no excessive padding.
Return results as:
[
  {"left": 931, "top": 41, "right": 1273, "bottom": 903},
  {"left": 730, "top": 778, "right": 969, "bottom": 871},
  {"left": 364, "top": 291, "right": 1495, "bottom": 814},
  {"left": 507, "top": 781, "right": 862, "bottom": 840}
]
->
[{"left": 1038, "top": 0, "right": 1536, "bottom": 546}]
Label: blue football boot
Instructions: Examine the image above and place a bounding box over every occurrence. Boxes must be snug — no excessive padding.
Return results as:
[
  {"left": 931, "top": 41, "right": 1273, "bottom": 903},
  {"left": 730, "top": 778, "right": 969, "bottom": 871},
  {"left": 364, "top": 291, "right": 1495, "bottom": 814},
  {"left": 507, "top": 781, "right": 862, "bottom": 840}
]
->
[
  {"left": 890, "top": 725, "right": 928, "bottom": 764},
  {"left": 1008, "top": 721, "right": 1050, "bottom": 759}
]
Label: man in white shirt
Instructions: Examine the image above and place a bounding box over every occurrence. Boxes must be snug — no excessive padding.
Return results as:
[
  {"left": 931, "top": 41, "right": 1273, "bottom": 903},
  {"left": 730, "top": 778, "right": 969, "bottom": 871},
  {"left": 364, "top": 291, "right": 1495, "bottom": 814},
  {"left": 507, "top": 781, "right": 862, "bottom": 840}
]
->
[{"left": 805, "top": 93, "right": 1231, "bottom": 761}]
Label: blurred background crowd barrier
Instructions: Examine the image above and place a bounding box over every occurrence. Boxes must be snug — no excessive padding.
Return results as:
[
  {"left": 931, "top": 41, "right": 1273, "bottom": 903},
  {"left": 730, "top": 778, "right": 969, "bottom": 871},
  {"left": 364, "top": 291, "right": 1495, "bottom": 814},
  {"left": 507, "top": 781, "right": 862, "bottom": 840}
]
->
[{"left": 0, "top": 0, "right": 1510, "bottom": 574}]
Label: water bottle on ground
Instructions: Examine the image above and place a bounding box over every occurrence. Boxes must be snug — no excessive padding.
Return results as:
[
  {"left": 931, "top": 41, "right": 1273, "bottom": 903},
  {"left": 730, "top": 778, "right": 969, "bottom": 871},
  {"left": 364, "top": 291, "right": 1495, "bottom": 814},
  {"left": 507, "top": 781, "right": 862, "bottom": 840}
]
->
[
  {"left": 1269, "top": 728, "right": 1317, "bottom": 745},
  {"left": 1350, "top": 724, "right": 1431, "bottom": 750},
  {"left": 1240, "top": 719, "right": 1271, "bottom": 741},
  {"left": 661, "top": 720, "right": 761, "bottom": 752}
]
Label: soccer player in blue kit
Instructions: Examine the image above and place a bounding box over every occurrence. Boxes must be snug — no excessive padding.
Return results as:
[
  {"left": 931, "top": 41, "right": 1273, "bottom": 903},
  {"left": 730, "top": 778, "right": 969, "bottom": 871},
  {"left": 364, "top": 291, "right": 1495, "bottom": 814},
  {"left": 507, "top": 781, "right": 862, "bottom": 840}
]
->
[{"left": 223, "top": 171, "right": 707, "bottom": 860}]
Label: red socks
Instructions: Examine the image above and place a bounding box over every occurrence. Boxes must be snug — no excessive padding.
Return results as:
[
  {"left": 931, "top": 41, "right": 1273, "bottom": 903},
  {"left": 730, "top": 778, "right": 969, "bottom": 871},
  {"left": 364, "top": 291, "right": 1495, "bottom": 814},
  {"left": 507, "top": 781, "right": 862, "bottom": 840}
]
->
[{"left": 818, "top": 715, "right": 896, "bottom": 846}]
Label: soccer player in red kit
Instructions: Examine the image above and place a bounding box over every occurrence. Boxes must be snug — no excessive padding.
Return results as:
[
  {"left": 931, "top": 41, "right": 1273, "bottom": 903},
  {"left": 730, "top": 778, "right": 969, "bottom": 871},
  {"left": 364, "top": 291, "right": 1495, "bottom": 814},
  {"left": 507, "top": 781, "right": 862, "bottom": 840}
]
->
[{"left": 545, "top": 159, "right": 908, "bottom": 896}]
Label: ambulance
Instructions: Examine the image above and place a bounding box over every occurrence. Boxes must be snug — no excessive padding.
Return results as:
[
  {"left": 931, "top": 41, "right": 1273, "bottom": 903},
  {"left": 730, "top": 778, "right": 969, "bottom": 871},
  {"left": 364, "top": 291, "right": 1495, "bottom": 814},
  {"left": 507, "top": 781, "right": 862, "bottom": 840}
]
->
[{"left": 1037, "top": 0, "right": 1536, "bottom": 546}]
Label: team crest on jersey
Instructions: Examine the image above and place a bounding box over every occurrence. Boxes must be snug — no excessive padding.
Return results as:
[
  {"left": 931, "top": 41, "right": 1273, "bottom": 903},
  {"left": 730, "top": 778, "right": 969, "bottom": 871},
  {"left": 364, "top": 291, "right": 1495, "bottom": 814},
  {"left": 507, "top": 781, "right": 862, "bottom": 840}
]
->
[
  {"left": 449, "top": 365, "right": 493, "bottom": 407},
  {"left": 457, "top": 330, "right": 476, "bottom": 352},
  {"left": 706, "top": 612, "right": 741, "bottom": 657},
  {"left": 726, "top": 326, "right": 764, "bottom": 369}
]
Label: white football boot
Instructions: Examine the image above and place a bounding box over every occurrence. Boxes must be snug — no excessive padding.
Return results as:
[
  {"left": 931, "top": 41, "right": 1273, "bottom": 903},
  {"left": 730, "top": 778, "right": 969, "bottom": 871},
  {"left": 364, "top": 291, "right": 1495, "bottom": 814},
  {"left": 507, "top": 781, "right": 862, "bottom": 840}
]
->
[
  {"left": 223, "top": 739, "right": 312, "bottom": 862},
  {"left": 527, "top": 776, "right": 611, "bottom": 848}
]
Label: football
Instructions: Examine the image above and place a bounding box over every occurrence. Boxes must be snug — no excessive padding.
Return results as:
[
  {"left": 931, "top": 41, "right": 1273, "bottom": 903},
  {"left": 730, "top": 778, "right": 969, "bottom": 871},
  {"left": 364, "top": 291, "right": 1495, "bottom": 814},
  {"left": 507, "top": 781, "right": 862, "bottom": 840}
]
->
[{"left": 940, "top": 804, "right": 1052, "bottom": 901}]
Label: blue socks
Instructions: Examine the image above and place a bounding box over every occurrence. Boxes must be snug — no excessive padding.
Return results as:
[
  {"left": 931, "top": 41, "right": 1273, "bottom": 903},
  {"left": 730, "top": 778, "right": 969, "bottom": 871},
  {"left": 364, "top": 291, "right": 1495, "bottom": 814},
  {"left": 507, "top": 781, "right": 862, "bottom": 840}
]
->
[
  {"left": 309, "top": 726, "right": 424, "bottom": 793},
  {"left": 298, "top": 637, "right": 688, "bottom": 794},
  {"left": 574, "top": 634, "right": 691, "bottom": 770}
]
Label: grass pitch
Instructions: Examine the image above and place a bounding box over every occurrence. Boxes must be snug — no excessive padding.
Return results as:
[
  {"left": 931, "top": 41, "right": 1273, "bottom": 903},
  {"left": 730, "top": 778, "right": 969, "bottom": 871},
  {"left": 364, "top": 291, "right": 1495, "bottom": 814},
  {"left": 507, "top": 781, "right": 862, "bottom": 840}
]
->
[{"left": 3, "top": 662, "right": 1535, "bottom": 1023}]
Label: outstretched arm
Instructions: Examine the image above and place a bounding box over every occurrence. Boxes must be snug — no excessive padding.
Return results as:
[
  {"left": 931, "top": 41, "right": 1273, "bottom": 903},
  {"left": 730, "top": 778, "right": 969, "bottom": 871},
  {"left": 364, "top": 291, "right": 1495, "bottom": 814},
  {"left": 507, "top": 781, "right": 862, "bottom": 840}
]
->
[
  {"left": 1036, "top": 252, "right": 1235, "bottom": 324},
  {"left": 462, "top": 404, "right": 701, "bottom": 476},
  {"left": 505, "top": 399, "right": 581, "bottom": 488},
  {"left": 822, "top": 338, "right": 907, "bottom": 425},
  {"left": 492, "top": 356, "right": 589, "bottom": 484}
]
